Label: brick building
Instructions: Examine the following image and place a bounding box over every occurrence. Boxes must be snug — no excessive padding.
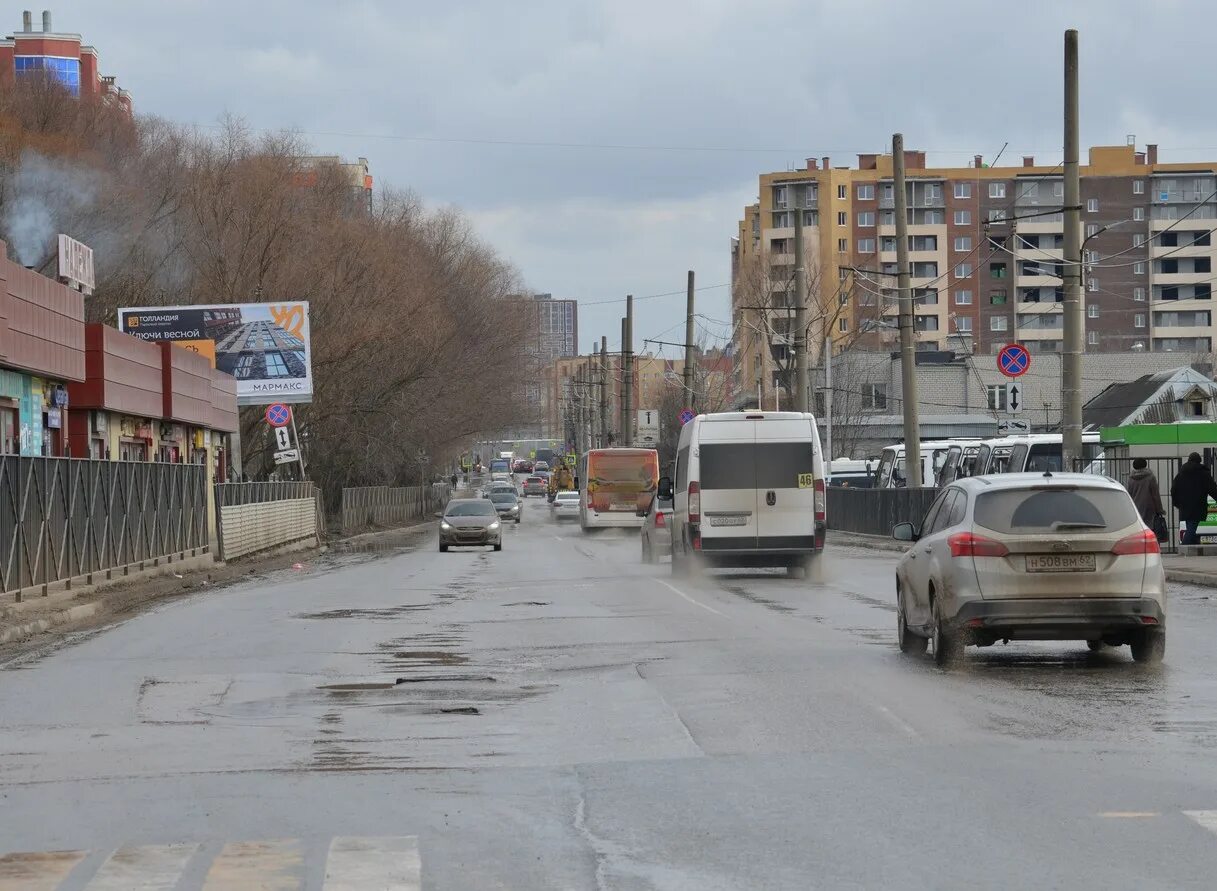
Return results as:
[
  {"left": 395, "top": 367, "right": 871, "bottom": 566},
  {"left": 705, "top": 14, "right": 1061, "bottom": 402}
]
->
[{"left": 0, "top": 9, "right": 131, "bottom": 111}]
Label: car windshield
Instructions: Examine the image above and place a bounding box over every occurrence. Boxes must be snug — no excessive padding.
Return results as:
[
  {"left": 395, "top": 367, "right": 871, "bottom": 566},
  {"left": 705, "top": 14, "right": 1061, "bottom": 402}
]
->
[
  {"left": 445, "top": 501, "right": 496, "bottom": 517},
  {"left": 556, "top": 493, "right": 578, "bottom": 502},
  {"left": 489, "top": 493, "right": 517, "bottom": 504},
  {"left": 974, "top": 486, "right": 1138, "bottom": 533}
]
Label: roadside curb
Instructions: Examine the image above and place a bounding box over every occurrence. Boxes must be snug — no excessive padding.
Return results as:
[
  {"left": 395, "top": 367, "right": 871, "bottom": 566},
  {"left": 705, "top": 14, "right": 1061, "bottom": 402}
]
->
[
  {"left": 827, "top": 531, "right": 907, "bottom": 554},
  {"left": 0, "top": 602, "right": 102, "bottom": 645},
  {"left": 1165, "top": 569, "right": 1217, "bottom": 589}
]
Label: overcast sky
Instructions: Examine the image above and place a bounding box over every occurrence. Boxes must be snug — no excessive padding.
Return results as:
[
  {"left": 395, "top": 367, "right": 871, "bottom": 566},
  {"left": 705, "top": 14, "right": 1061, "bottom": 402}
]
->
[{"left": 38, "top": 0, "right": 1217, "bottom": 355}]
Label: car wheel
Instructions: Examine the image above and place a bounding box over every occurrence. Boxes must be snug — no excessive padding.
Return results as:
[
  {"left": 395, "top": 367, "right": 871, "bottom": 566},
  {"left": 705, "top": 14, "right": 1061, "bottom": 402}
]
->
[
  {"left": 931, "top": 594, "right": 963, "bottom": 667},
  {"left": 439, "top": 543, "right": 448, "bottom": 553},
  {"left": 786, "top": 561, "right": 806, "bottom": 579},
  {"left": 493, "top": 542, "right": 502, "bottom": 552},
  {"left": 515, "top": 517, "right": 521, "bottom": 524},
  {"left": 897, "top": 583, "right": 928, "bottom": 655},
  {"left": 1131, "top": 628, "right": 1165, "bottom": 665},
  {"left": 1085, "top": 639, "right": 1105, "bottom": 652}
]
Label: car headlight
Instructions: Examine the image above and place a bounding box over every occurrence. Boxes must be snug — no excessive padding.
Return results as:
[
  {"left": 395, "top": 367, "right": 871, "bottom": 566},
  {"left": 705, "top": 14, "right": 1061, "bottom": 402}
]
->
[
  {"left": 440, "top": 521, "right": 451, "bottom": 531},
  {"left": 489, "top": 521, "right": 500, "bottom": 530},
  {"left": 511, "top": 505, "right": 519, "bottom": 513}
]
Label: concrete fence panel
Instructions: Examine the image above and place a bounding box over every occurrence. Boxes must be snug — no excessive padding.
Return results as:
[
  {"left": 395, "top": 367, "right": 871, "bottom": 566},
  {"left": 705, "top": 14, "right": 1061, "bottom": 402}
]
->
[{"left": 215, "top": 482, "right": 319, "bottom": 561}]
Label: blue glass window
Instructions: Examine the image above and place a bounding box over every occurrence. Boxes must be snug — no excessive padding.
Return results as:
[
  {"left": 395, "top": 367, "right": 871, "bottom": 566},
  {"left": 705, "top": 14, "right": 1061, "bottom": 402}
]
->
[
  {"left": 264, "top": 352, "right": 289, "bottom": 378},
  {"left": 14, "top": 56, "right": 80, "bottom": 96}
]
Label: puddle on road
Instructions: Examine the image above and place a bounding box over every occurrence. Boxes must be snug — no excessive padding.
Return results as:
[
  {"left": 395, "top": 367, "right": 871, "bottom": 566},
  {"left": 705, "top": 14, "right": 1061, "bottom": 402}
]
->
[
  {"left": 295, "top": 604, "right": 435, "bottom": 620},
  {"left": 718, "top": 584, "right": 795, "bottom": 613}
]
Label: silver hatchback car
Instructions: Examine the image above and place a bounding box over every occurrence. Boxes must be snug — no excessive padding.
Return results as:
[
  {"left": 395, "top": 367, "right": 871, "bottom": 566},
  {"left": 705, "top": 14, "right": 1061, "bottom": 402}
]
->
[{"left": 892, "top": 473, "right": 1166, "bottom": 666}]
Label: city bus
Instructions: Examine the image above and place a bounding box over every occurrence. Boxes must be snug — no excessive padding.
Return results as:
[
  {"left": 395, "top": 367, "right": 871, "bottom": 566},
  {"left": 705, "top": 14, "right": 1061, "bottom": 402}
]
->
[{"left": 577, "top": 448, "right": 660, "bottom": 531}]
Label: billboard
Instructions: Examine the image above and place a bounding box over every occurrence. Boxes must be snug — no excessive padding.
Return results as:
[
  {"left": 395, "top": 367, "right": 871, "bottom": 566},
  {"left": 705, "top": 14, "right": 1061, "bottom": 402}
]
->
[{"left": 117, "top": 302, "right": 312, "bottom": 405}]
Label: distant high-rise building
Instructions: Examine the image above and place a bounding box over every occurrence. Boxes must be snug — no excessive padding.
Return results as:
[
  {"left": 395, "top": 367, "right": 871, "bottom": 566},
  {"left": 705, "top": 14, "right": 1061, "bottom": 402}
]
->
[
  {"left": 530, "top": 293, "right": 578, "bottom": 364},
  {"left": 295, "top": 156, "right": 374, "bottom": 215},
  {"left": 0, "top": 10, "right": 131, "bottom": 111}
]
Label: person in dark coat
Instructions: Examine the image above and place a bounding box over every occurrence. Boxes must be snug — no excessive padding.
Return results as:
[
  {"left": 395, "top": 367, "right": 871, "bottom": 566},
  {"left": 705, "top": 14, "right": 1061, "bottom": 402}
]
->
[
  {"left": 1126, "top": 457, "right": 1164, "bottom": 531},
  {"left": 1170, "top": 453, "right": 1217, "bottom": 544}
]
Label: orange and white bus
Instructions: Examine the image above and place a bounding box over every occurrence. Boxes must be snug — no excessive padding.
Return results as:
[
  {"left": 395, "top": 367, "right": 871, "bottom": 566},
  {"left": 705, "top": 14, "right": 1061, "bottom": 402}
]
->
[{"left": 577, "top": 448, "right": 660, "bottom": 530}]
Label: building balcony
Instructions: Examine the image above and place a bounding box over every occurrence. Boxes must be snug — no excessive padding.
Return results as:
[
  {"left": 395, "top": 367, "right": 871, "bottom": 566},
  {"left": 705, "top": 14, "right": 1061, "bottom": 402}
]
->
[
  {"left": 1152, "top": 271, "right": 1214, "bottom": 285},
  {"left": 1150, "top": 241, "right": 1212, "bottom": 258},
  {"left": 1016, "top": 301, "right": 1064, "bottom": 314},
  {"left": 1016, "top": 274, "right": 1062, "bottom": 288}
]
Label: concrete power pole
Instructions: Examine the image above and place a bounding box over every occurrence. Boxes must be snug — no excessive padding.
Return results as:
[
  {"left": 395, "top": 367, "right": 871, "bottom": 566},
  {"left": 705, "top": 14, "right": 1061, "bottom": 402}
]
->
[
  {"left": 623, "top": 295, "right": 634, "bottom": 447},
  {"left": 1061, "top": 28, "right": 1083, "bottom": 471},
  {"left": 587, "top": 350, "right": 597, "bottom": 450},
  {"left": 793, "top": 197, "right": 809, "bottom": 413},
  {"left": 684, "top": 270, "right": 696, "bottom": 411},
  {"left": 620, "top": 316, "right": 628, "bottom": 443},
  {"left": 893, "top": 132, "right": 923, "bottom": 487},
  {"left": 600, "top": 336, "right": 609, "bottom": 446}
]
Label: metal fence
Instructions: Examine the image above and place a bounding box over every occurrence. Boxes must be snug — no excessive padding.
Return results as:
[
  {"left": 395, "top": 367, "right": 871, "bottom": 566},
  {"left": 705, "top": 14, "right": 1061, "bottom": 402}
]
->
[
  {"left": 826, "top": 485, "right": 938, "bottom": 538},
  {"left": 214, "top": 481, "right": 321, "bottom": 562},
  {"left": 0, "top": 457, "right": 207, "bottom": 599},
  {"left": 215, "top": 481, "right": 316, "bottom": 506},
  {"left": 340, "top": 484, "right": 450, "bottom": 535},
  {"left": 1073, "top": 454, "right": 1183, "bottom": 554}
]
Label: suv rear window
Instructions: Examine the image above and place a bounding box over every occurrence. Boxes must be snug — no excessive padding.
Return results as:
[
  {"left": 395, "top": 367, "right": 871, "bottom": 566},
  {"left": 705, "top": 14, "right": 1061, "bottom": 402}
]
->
[
  {"left": 974, "top": 486, "right": 1138, "bottom": 533},
  {"left": 699, "top": 443, "right": 814, "bottom": 490}
]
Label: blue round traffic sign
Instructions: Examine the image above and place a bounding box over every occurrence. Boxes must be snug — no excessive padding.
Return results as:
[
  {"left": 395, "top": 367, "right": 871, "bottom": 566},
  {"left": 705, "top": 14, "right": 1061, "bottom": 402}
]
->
[
  {"left": 997, "top": 344, "right": 1031, "bottom": 378},
  {"left": 266, "top": 403, "right": 292, "bottom": 427},
  {"left": 678, "top": 407, "right": 696, "bottom": 426}
]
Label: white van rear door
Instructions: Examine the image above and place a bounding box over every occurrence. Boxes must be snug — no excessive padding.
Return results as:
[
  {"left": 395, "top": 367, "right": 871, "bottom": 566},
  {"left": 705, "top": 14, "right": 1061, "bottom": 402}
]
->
[
  {"left": 754, "top": 418, "right": 817, "bottom": 550},
  {"left": 697, "top": 421, "right": 759, "bottom": 549}
]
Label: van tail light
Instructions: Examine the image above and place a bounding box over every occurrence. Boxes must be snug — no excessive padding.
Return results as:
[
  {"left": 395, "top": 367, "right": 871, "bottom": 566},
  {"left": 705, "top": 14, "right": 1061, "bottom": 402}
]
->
[
  {"left": 654, "top": 511, "right": 666, "bottom": 528},
  {"left": 688, "top": 482, "right": 700, "bottom": 523},
  {"left": 813, "top": 478, "right": 826, "bottom": 523},
  {"left": 948, "top": 532, "right": 1009, "bottom": 558},
  {"left": 1112, "top": 529, "right": 1160, "bottom": 556}
]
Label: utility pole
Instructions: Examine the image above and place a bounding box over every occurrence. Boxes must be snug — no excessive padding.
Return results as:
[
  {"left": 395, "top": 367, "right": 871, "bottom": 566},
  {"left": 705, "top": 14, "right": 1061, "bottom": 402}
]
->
[
  {"left": 600, "top": 336, "right": 609, "bottom": 446},
  {"left": 893, "top": 132, "right": 923, "bottom": 487},
  {"left": 620, "top": 316, "right": 628, "bottom": 443},
  {"left": 793, "top": 196, "right": 809, "bottom": 413},
  {"left": 1061, "top": 28, "right": 1083, "bottom": 471},
  {"left": 684, "top": 270, "right": 696, "bottom": 411},
  {"left": 587, "top": 349, "right": 597, "bottom": 450},
  {"left": 623, "top": 295, "right": 634, "bottom": 447},
  {"left": 824, "top": 335, "right": 833, "bottom": 463}
]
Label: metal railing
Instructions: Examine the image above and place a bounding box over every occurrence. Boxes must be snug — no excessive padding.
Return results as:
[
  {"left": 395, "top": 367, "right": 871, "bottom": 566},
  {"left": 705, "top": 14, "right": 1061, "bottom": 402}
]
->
[
  {"left": 1072, "top": 454, "right": 1183, "bottom": 554},
  {"left": 215, "top": 481, "right": 316, "bottom": 506},
  {"left": 0, "top": 457, "right": 207, "bottom": 599},
  {"left": 340, "top": 484, "right": 450, "bottom": 535},
  {"left": 826, "top": 486, "right": 938, "bottom": 538}
]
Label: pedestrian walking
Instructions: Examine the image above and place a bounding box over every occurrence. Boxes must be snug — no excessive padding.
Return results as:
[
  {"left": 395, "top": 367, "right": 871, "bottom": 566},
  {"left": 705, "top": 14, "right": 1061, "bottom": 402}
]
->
[
  {"left": 1126, "top": 457, "right": 1166, "bottom": 541},
  {"left": 1170, "top": 453, "right": 1217, "bottom": 545}
]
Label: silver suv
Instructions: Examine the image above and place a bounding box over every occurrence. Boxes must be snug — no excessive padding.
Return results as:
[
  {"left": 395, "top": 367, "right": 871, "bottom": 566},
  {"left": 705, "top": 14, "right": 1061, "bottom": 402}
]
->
[{"left": 892, "top": 473, "right": 1166, "bottom": 666}]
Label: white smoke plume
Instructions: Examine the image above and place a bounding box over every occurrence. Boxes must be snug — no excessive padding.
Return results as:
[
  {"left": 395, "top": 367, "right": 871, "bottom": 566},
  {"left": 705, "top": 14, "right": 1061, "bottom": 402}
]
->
[{"left": 2, "top": 151, "right": 100, "bottom": 267}]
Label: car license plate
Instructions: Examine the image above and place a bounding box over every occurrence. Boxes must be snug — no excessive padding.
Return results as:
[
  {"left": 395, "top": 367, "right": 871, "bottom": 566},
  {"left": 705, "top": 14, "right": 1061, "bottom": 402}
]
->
[
  {"left": 1025, "top": 554, "right": 1096, "bottom": 573},
  {"left": 708, "top": 515, "right": 748, "bottom": 527}
]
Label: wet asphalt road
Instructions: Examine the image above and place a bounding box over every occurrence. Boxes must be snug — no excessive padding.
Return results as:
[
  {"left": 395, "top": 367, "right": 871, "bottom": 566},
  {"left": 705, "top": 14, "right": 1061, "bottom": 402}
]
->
[{"left": 4, "top": 493, "right": 1217, "bottom": 889}]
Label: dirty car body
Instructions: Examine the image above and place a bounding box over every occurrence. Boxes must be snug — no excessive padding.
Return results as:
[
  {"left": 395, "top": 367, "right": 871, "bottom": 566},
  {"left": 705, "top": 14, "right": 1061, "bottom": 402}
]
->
[{"left": 439, "top": 499, "right": 502, "bottom": 551}]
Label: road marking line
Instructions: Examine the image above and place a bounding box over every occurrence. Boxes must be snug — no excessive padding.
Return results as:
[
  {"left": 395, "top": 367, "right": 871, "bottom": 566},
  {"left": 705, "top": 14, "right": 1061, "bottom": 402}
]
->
[
  {"left": 0, "top": 849, "right": 88, "bottom": 891},
  {"left": 873, "top": 703, "right": 920, "bottom": 739},
  {"left": 1185, "top": 810, "right": 1217, "bottom": 834},
  {"left": 84, "top": 843, "right": 198, "bottom": 889},
  {"left": 323, "top": 836, "right": 420, "bottom": 890},
  {"left": 202, "top": 839, "right": 305, "bottom": 890},
  {"left": 1098, "top": 811, "right": 1160, "bottom": 819},
  {"left": 655, "top": 579, "right": 727, "bottom": 617}
]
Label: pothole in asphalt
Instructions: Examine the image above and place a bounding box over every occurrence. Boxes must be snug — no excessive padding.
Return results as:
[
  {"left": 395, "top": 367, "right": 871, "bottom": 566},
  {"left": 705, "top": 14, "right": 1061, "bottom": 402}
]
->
[
  {"left": 503, "top": 600, "right": 551, "bottom": 607},
  {"left": 382, "top": 650, "right": 469, "bottom": 666},
  {"left": 719, "top": 585, "right": 795, "bottom": 613},
  {"left": 295, "top": 605, "right": 434, "bottom": 620}
]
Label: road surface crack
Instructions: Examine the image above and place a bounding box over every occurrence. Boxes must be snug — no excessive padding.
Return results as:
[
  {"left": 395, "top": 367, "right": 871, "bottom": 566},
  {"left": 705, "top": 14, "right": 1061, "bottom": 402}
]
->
[{"left": 635, "top": 662, "right": 705, "bottom": 756}]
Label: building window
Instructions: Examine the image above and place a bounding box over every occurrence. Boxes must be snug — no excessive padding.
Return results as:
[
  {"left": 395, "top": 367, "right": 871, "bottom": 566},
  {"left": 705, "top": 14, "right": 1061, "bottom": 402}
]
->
[
  {"left": 1088, "top": 303, "right": 1099, "bottom": 318},
  {"left": 1088, "top": 278, "right": 1097, "bottom": 292},
  {"left": 265, "top": 352, "right": 290, "bottom": 377},
  {"left": 837, "top": 184, "right": 847, "bottom": 199},
  {"left": 954, "top": 236, "right": 972, "bottom": 252},
  {"left": 862, "top": 384, "right": 888, "bottom": 410},
  {"left": 954, "top": 210, "right": 971, "bottom": 225},
  {"left": 987, "top": 384, "right": 1007, "bottom": 410},
  {"left": 990, "top": 290, "right": 1008, "bottom": 305},
  {"left": 991, "top": 263, "right": 1007, "bottom": 279},
  {"left": 1054, "top": 182, "right": 1065, "bottom": 197},
  {"left": 955, "top": 263, "right": 972, "bottom": 279},
  {"left": 858, "top": 237, "right": 876, "bottom": 253},
  {"left": 1088, "top": 330, "right": 1099, "bottom": 346},
  {"left": 839, "top": 268, "right": 849, "bottom": 281},
  {"left": 989, "top": 182, "right": 1006, "bottom": 198},
  {"left": 1135, "top": 313, "right": 1146, "bottom": 328},
  {"left": 1133, "top": 180, "right": 1144, "bottom": 194},
  {"left": 955, "top": 316, "right": 973, "bottom": 332},
  {"left": 838, "top": 317, "right": 848, "bottom": 333},
  {"left": 954, "top": 289, "right": 973, "bottom": 305},
  {"left": 857, "top": 184, "right": 874, "bottom": 200},
  {"left": 858, "top": 211, "right": 875, "bottom": 227},
  {"left": 1133, "top": 286, "right": 1146, "bottom": 301},
  {"left": 1134, "top": 234, "right": 1146, "bottom": 247},
  {"left": 838, "top": 211, "right": 848, "bottom": 226},
  {"left": 1133, "top": 206, "right": 1145, "bottom": 221},
  {"left": 838, "top": 238, "right": 848, "bottom": 252},
  {"left": 14, "top": 56, "right": 81, "bottom": 95},
  {"left": 1086, "top": 223, "right": 1099, "bottom": 237},
  {"left": 1087, "top": 198, "right": 1099, "bottom": 212},
  {"left": 991, "top": 316, "right": 1008, "bottom": 332},
  {"left": 987, "top": 209, "right": 1007, "bottom": 222},
  {"left": 954, "top": 182, "right": 972, "bottom": 199},
  {"left": 1134, "top": 261, "right": 1146, "bottom": 275},
  {"left": 234, "top": 355, "right": 255, "bottom": 378}
]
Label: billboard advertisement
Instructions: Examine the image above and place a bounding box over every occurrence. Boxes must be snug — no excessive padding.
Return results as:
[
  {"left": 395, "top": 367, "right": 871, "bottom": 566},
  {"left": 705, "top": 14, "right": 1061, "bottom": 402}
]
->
[{"left": 117, "top": 302, "right": 312, "bottom": 405}]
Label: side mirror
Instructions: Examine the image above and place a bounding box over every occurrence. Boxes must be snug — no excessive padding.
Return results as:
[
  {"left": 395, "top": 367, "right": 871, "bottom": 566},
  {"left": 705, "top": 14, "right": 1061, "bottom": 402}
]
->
[
  {"left": 892, "top": 522, "right": 918, "bottom": 542},
  {"left": 657, "top": 475, "right": 674, "bottom": 499},
  {"left": 434, "top": 511, "right": 444, "bottom": 519}
]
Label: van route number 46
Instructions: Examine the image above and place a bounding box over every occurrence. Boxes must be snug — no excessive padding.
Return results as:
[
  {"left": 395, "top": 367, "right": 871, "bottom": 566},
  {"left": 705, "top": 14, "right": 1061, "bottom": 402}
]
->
[{"left": 797, "top": 473, "right": 814, "bottom": 488}]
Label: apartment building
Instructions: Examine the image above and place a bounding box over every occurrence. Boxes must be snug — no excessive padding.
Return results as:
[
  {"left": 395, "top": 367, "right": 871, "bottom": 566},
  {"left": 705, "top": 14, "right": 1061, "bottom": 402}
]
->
[{"left": 732, "top": 142, "right": 1217, "bottom": 400}]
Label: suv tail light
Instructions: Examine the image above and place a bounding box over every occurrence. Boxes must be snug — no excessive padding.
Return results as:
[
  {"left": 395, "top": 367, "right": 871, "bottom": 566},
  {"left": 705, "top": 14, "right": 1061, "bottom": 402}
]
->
[
  {"left": 948, "top": 532, "right": 1009, "bottom": 558},
  {"left": 654, "top": 511, "right": 666, "bottom": 527},
  {"left": 688, "top": 481, "right": 701, "bottom": 523},
  {"left": 1112, "top": 529, "right": 1160, "bottom": 556},
  {"left": 813, "top": 478, "right": 826, "bottom": 523}
]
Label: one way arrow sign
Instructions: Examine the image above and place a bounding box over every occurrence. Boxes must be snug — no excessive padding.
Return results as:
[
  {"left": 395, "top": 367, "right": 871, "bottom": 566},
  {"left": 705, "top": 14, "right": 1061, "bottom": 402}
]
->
[{"left": 1006, "top": 382, "right": 1022, "bottom": 415}]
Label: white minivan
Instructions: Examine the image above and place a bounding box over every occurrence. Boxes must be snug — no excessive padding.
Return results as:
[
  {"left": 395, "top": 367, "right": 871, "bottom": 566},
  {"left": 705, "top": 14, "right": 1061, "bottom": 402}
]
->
[{"left": 665, "top": 411, "right": 827, "bottom": 577}]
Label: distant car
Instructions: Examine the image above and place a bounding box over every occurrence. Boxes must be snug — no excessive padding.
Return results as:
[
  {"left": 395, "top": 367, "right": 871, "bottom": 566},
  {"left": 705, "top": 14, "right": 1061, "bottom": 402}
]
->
[
  {"left": 892, "top": 473, "right": 1166, "bottom": 666},
  {"left": 552, "top": 490, "right": 580, "bottom": 521},
  {"left": 439, "top": 499, "right": 502, "bottom": 552},
  {"left": 534, "top": 460, "right": 550, "bottom": 472},
  {"left": 490, "top": 472, "right": 512, "bottom": 484},
  {"left": 489, "top": 491, "right": 522, "bottom": 523},
  {"left": 513, "top": 459, "right": 533, "bottom": 474},
  {"left": 640, "top": 494, "right": 674, "bottom": 563},
  {"left": 522, "top": 476, "right": 548, "bottom": 497}
]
